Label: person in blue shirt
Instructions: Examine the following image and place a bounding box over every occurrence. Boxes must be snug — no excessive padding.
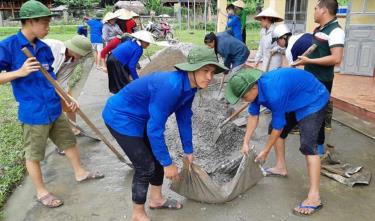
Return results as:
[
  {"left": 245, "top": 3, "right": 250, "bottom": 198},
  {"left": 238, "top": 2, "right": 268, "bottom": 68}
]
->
[
  {"left": 77, "top": 25, "right": 88, "bottom": 37},
  {"left": 204, "top": 31, "right": 249, "bottom": 70},
  {"left": 226, "top": 4, "right": 243, "bottom": 41},
  {"left": 102, "top": 46, "right": 227, "bottom": 221},
  {"left": 225, "top": 67, "right": 329, "bottom": 216},
  {"left": 106, "top": 30, "right": 154, "bottom": 93},
  {"left": 0, "top": 0, "right": 104, "bottom": 209},
  {"left": 85, "top": 12, "right": 104, "bottom": 69}
]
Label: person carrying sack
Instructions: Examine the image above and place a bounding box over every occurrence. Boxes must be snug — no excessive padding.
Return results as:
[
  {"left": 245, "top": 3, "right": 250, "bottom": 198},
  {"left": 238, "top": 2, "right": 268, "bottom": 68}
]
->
[{"left": 102, "top": 46, "right": 227, "bottom": 221}]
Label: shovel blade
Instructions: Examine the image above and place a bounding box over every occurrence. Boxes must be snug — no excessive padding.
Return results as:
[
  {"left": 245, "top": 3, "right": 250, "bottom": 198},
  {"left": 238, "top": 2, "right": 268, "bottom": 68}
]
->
[{"left": 212, "top": 127, "right": 222, "bottom": 143}]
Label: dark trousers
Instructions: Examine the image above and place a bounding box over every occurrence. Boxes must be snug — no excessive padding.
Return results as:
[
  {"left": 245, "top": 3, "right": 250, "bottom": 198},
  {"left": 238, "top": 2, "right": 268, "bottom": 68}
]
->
[
  {"left": 268, "top": 107, "right": 326, "bottom": 155},
  {"left": 106, "top": 54, "right": 131, "bottom": 94},
  {"left": 318, "top": 81, "right": 333, "bottom": 145},
  {"left": 242, "top": 28, "right": 246, "bottom": 44},
  {"left": 106, "top": 125, "right": 164, "bottom": 204}
]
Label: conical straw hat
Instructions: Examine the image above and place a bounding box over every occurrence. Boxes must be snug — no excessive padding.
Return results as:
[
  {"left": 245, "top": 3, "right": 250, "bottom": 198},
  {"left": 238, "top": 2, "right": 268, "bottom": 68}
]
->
[
  {"left": 115, "top": 8, "right": 132, "bottom": 20},
  {"left": 131, "top": 30, "right": 156, "bottom": 44},
  {"left": 254, "top": 7, "right": 284, "bottom": 22},
  {"left": 103, "top": 12, "right": 119, "bottom": 23}
]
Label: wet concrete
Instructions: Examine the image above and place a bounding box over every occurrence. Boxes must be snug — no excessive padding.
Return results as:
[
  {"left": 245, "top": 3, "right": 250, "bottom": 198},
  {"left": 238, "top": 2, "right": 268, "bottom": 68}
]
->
[{"left": 3, "top": 52, "right": 375, "bottom": 221}]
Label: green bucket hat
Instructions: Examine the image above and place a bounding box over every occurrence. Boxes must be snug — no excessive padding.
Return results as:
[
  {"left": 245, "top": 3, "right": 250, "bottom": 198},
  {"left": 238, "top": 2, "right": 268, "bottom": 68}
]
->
[
  {"left": 65, "top": 35, "right": 92, "bottom": 56},
  {"left": 175, "top": 46, "right": 228, "bottom": 74},
  {"left": 225, "top": 68, "right": 263, "bottom": 104},
  {"left": 14, "top": 0, "right": 56, "bottom": 20},
  {"left": 95, "top": 11, "right": 104, "bottom": 19}
]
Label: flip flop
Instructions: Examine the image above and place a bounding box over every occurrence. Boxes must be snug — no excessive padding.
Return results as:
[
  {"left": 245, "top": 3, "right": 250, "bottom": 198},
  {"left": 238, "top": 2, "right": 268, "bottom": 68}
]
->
[
  {"left": 149, "top": 199, "right": 183, "bottom": 210},
  {"left": 293, "top": 202, "right": 323, "bottom": 216},
  {"left": 264, "top": 168, "right": 287, "bottom": 177},
  {"left": 37, "top": 193, "right": 64, "bottom": 208},
  {"left": 77, "top": 171, "right": 105, "bottom": 182}
]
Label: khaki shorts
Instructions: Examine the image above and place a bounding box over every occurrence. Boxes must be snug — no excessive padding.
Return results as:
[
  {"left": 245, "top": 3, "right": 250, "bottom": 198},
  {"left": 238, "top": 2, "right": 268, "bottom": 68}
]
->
[{"left": 23, "top": 114, "right": 77, "bottom": 161}]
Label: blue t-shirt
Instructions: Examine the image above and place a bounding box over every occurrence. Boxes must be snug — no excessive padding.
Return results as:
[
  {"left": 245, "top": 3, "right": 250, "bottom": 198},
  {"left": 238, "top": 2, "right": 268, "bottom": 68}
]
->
[
  {"left": 111, "top": 40, "right": 143, "bottom": 80},
  {"left": 227, "top": 15, "right": 243, "bottom": 41},
  {"left": 248, "top": 68, "right": 329, "bottom": 130},
  {"left": 86, "top": 19, "right": 103, "bottom": 44},
  {"left": 0, "top": 31, "right": 62, "bottom": 125},
  {"left": 102, "top": 71, "right": 197, "bottom": 166}
]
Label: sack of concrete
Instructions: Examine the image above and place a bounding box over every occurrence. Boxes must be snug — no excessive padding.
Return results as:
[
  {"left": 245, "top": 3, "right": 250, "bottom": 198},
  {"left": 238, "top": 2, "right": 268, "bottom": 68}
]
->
[
  {"left": 321, "top": 163, "right": 371, "bottom": 187},
  {"left": 170, "top": 150, "right": 264, "bottom": 203}
]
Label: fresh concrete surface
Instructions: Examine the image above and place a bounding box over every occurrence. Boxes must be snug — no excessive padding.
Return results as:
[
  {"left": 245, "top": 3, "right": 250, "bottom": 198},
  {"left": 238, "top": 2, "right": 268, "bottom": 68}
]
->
[{"left": 3, "top": 65, "right": 375, "bottom": 221}]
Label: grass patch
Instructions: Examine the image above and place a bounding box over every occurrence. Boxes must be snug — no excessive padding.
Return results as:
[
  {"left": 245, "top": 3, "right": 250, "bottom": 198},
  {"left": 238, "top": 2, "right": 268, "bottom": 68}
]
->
[{"left": 0, "top": 84, "right": 25, "bottom": 213}]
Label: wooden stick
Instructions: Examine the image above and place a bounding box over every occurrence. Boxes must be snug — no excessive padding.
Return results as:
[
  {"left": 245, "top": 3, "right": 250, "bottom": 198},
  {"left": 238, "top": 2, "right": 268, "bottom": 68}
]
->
[
  {"left": 22, "top": 47, "right": 130, "bottom": 165},
  {"left": 220, "top": 102, "right": 249, "bottom": 128},
  {"left": 290, "top": 44, "right": 318, "bottom": 66}
]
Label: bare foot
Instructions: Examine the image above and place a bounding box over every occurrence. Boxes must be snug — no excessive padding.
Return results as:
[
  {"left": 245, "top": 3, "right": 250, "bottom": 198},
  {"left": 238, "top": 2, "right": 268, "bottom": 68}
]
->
[{"left": 131, "top": 213, "right": 150, "bottom": 221}]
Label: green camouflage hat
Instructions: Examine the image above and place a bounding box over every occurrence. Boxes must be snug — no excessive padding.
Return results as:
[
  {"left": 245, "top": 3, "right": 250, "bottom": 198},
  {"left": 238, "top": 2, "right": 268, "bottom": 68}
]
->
[
  {"left": 225, "top": 68, "right": 263, "bottom": 104},
  {"left": 175, "top": 46, "right": 228, "bottom": 74},
  {"left": 14, "top": 0, "right": 56, "bottom": 20},
  {"left": 95, "top": 11, "right": 104, "bottom": 19},
  {"left": 65, "top": 35, "right": 92, "bottom": 56}
]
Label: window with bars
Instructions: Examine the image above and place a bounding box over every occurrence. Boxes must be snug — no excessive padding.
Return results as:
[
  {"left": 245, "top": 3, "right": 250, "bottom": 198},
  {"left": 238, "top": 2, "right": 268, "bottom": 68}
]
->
[{"left": 284, "top": 0, "right": 307, "bottom": 22}]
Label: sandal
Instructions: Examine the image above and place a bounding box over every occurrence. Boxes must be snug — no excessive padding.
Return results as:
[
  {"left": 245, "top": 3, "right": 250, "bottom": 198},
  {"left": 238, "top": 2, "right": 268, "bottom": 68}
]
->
[
  {"left": 55, "top": 147, "right": 65, "bottom": 156},
  {"left": 264, "top": 168, "right": 287, "bottom": 177},
  {"left": 149, "top": 199, "right": 183, "bottom": 210},
  {"left": 77, "top": 171, "right": 105, "bottom": 182},
  {"left": 293, "top": 202, "right": 323, "bottom": 216},
  {"left": 37, "top": 193, "right": 64, "bottom": 208}
]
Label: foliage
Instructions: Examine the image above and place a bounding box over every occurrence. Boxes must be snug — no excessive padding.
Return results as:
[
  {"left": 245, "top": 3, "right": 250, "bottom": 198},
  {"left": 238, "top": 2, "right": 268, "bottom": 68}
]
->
[
  {"left": 337, "top": 0, "right": 348, "bottom": 6},
  {"left": 0, "top": 84, "right": 25, "bottom": 213},
  {"left": 229, "top": 0, "right": 264, "bottom": 14},
  {"left": 54, "top": 0, "right": 100, "bottom": 9},
  {"left": 145, "top": 0, "right": 162, "bottom": 12}
]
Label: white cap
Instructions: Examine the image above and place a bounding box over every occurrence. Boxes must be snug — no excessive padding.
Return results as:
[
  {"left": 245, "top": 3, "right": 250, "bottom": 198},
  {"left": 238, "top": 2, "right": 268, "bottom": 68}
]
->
[
  {"left": 254, "top": 7, "right": 284, "bottom": 22},
  {"left": 115, "top": 8, "right": 132, "bottom": 20},
  {"left": 272, "top": 24, "right": 291, "bottom": 40},
  {"left": 103, "top": 12, "right": 119, "bottom": 23},
  {"left": 233, "top": 0, "right": 245, "bottom": 8},
  {"left": 131, "top": 30, "right": 156, "bottom": 44}
]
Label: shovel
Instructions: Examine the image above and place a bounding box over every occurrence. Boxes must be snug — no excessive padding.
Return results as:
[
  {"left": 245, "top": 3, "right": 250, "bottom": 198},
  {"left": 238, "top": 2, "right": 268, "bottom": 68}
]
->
[
  {"left": 213, "top": 102, "right": 249, "bottom": 143},
  {"left": 22, "top": 47, "right": 133, "bottom": 167},
  {"left": 68, "top": 119, "right": 101, "bottom": 141}
]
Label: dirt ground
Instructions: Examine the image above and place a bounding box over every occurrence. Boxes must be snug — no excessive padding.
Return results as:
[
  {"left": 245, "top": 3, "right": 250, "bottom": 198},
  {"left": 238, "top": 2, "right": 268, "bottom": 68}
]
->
[{"left": 2, "top": 47, "right": 375, "bottom": 221}]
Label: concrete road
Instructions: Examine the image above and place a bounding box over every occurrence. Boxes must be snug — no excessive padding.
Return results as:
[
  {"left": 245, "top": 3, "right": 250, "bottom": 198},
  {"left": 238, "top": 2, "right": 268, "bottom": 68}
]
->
[{"left": 3, "top": 66, "right": 375, "bottom": 221}]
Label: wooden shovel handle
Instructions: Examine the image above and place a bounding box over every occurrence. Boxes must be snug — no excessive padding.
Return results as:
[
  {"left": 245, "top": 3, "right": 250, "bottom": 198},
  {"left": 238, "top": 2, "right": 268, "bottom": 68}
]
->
[
  {"left": 22, "top": 47, "right": 129, "bottom": 165},
  {"left": 290, "top": 44, "right": 318, "bottom": 66},
  {"left": 221, "top": 102, "right": 249, "bottom": 127}
]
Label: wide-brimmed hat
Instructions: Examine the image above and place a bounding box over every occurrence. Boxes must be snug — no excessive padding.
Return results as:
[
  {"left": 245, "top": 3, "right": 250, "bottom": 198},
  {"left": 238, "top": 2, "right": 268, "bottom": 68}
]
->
[
  {"left": 103, "top": 12, "right": 119, "bottom": 23},
  {"left": 175, "top": 47, "right": 228, "bottom": 75},
  {"left": 233, "top": 0, "right": 245, "bottom": 8},
  {"left": 225, "top": 68, "right": 263, "bottom": 104},
  {"left": 65, "top": 35, "right": 92, "bottom": 56},
  {"left": 13, "top": 0, "right": 57, "bottom": 20},
  {"left": 130, "top": 11, "right": 139, "bottom": 18},
  {"left": 131, "top": 30, "right": 156, "bottom": 44},
  {"left": 115, "top": 8, "right": 132, "bottom": 20},
  {"left": 254, "top": 7, "right": 284, "bottom": 22}
]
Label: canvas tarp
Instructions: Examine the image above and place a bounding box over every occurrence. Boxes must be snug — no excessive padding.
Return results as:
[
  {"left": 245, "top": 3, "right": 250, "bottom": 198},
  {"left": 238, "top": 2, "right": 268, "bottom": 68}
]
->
[{"left": 170, "top": 150, "right": 264, "bottom": 204}]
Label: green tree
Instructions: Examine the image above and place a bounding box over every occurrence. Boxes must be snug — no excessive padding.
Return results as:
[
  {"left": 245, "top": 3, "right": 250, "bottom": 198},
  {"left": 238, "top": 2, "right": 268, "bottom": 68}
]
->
[{"left": 54, "top": 0, "right": 100, "bottom": 9}]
